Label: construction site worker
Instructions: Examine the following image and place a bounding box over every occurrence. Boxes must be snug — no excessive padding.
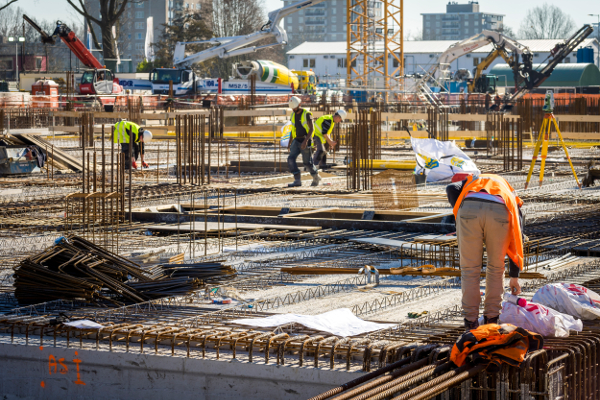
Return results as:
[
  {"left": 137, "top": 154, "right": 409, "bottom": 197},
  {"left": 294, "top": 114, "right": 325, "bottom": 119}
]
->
[
  {"left": 287, "top": 96, "right": 320, "bottom": 187},
  {"left": 312, "top": 110, "right": 346, "bottom": 169},
  {"left": 113, "top": 120, "right": 152, "bottom": 169},
  {"left": 446, "top": 172, "right": 524, "bottom": 330}
]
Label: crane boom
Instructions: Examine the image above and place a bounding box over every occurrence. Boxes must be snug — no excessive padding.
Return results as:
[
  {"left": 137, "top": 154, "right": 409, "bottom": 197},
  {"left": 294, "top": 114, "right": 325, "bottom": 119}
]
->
[
  {"left": 24, "top": 16, "right": 103, "bottom": 69},
  {"left": 173, "top": 0, "right": 327, "bottom": 68}
]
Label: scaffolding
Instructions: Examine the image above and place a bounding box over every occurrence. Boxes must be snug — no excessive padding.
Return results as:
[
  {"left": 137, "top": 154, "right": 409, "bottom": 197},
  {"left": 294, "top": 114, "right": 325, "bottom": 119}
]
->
[{"left": 346, "top": 0, "right": 404, "bottom": 97}]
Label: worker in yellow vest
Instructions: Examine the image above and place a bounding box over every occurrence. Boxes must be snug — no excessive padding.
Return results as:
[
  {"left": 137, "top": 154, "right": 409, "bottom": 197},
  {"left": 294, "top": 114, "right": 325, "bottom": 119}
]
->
[
  {"left": 113, "top": 120, "right": 153, "bottom": 169},
  {"left": 313, "top": 110, "right": 346, "bottom": 170},
  {"left": 287, "top": 96, "right": 320, "bottom": 187},
  {"left": 446, "top": 172, "right": 524, "bottom": 331}
]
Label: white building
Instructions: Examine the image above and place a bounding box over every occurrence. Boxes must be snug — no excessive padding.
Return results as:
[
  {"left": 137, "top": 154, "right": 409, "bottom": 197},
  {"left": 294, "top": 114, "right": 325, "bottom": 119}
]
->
[{"left": 287, "top": 39, "right": 600, "bottom": 87}]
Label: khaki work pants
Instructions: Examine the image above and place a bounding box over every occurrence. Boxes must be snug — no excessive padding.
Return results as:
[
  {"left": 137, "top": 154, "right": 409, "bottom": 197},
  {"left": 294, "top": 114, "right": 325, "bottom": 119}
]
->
[{"left": 457, "top": 199, "right": 510, "bottom": 321}]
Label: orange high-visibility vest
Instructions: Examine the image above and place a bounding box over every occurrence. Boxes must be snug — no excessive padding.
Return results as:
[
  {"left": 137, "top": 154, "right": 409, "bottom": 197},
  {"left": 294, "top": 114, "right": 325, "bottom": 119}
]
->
[
  {"left": 453, "top": 174, "right": 524, "bottom": 269},
  {"left": 450, "top": 323, "right": 543, "bottom": 368}
]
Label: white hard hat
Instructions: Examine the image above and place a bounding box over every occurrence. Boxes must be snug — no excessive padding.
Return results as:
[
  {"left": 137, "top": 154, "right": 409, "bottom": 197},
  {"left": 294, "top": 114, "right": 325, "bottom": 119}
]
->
[
  {"left": 142, "top": 130, "right": 153, "bottom": 142},
  {"left": 289, "top": 96, "right": 301, "bottom": 109},
  {"left": 335, "top": 109, "right": 347, "bottom": 121}
]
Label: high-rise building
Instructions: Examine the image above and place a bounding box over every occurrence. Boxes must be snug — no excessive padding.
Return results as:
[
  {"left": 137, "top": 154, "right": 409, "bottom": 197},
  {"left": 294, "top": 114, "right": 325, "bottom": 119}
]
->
[
  {"left": 422, "top": 1, "right": 504, "bottom": 41},
  {"left": 84, "top": 0, "right": 208, "bottom": 69},
  {"left": 282, "top": 0, "right": 383, "bottom": 48}
]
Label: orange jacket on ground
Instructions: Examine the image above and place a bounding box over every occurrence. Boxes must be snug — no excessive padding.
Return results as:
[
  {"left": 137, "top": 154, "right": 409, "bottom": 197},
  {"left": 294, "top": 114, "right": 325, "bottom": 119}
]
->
[
  {"left": 450, "top": 323, "right": 543, "bottom": 368},
  {"left": 452, "top": 174, "right": 524, "bottom": 269}
]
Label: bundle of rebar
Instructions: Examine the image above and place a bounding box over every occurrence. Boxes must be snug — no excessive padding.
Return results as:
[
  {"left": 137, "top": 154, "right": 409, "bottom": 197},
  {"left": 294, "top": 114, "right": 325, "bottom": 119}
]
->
[
  {"left": 12, "top": 236, "right": 230, "bottom": 306},
  {"left": 160, "top": 262, "right": 236, "bottom": 281}
]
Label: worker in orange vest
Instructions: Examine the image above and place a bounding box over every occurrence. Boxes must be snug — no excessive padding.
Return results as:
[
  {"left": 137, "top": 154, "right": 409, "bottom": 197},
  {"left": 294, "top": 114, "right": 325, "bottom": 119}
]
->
[{"left": 446, "top": 173, "right": 524, "bottom": 330}]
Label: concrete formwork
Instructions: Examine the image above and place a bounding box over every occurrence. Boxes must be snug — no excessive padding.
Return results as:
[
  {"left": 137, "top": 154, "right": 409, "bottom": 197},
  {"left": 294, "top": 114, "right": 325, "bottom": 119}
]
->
[{"left": 0, "top": 342, "right": 358, "bottom": 400}]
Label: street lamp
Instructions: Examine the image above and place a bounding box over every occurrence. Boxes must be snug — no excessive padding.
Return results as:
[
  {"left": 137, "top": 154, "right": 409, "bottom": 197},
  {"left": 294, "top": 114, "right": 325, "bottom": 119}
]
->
[
  {"left": 8, "top": 36, "right": 25, "bottom": 88},
  {"left": 589, "top": 14, "right": 600, "bottom": 68}
]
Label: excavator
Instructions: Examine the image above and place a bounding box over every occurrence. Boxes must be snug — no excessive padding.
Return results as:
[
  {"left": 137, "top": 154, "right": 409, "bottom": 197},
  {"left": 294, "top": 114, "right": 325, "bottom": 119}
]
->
[
  {"left": 508, "top": 24, "right": 594, "bottom": 102},
  {"left": 24, "top": 15, "right": 123, "bottom": 100},
  {"left": 435, "top": 30, "right": 531, "bottom": 94}
]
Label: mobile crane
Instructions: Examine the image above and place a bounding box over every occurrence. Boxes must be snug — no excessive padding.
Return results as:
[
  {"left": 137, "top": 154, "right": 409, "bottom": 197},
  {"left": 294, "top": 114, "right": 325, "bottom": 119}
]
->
[
  {"left": 24, "top": 15, "right": 123, "bottom": 98},
  {"left": 148, "top": 0, "right": 327, "bottom": 95}
]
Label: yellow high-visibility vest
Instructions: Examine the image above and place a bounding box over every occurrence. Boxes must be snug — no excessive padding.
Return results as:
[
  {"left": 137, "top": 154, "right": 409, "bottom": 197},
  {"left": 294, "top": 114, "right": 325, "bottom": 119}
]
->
[
  {"left": 290, "top": 109, "right": 313, "bottom": 140},
  {"left": 314, "top": 115, "right": 334, "bottom": 144},
  {"left": 113, "top": 121, "right": 140, "bottom": 144}
]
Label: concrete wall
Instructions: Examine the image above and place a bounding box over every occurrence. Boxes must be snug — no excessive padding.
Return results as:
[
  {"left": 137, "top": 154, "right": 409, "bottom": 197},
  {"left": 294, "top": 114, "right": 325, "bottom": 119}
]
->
[{"left": 0, "top": 342, "right": 358, "bottom": 400}]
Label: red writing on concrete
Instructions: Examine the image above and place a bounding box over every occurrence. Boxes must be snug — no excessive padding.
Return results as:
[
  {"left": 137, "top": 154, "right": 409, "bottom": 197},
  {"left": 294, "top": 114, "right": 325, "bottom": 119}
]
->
[{"left": 44, "top": 348, "right": 86, "bottom": 387}]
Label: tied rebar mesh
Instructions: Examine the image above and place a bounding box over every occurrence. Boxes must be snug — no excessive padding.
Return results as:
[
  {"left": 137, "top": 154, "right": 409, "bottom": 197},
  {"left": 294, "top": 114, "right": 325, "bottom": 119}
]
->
[{"left": 372, "top": 170, "right": 419, "bottom": 210}]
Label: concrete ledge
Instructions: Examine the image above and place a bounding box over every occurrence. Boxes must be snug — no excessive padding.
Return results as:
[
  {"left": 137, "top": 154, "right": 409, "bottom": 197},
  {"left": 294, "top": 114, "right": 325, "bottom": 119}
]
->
[{"left": 0, "top": 342, "right": 358, "bottom": 400}]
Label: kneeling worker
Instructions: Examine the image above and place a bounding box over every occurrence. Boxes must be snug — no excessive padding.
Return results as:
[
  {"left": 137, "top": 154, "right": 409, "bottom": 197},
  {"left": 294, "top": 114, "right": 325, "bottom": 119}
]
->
[
  {"left": 287, "top": 96, "right": 320, "bottom": 187},
  {"left": 313, "top": 110, "right": 346, "bottom": 170},
  {"left": 113, "top": 120, "right": 152, "bottom": 169},
  {"left": 446, "top": 173, "right": 524, "bottom": 330}
]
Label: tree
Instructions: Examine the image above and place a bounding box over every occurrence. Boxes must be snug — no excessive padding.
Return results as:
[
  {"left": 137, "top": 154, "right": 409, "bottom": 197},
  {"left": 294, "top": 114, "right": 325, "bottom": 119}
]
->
[
  {"left": 518, "top": 4, "right": 575, "bottom": 39},
  {"left": 0, "top": 0, "right": 17, "bottom": 12},
  {"left": 136, "top": 59, "right": 154, "bottom": 72},
  {"left": 404, "top": 29, "right": 422, "bottom": 41},
  {"left": 66, "top": 0, "right": 147, "bottom": 60},
  {"left": 210, "top": 0, "right": 267, "bottom": 77},
  {"left": 494, "top": 25, "right": 517, "bottom": 39},
  {"left": 152, "top": 12, "right": 213, "bottom": 74}
]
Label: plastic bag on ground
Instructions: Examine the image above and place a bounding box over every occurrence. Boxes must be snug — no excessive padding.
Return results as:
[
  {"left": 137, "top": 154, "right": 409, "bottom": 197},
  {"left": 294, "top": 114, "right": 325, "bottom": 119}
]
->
[
  {"left": 280, "top": 121, "right": 292, "bottom": 147},
  {"left": 499, "top": 301, "right": 582, "bottom": 338},
  {"left": 411, "top": 137, "right": 480, "bottom": 182},
  {"left": 63, "top": 319, "right": 103, "bottom": 329},
  {"left": 532, "top": 283, "right": 600, "bottom": 320}
]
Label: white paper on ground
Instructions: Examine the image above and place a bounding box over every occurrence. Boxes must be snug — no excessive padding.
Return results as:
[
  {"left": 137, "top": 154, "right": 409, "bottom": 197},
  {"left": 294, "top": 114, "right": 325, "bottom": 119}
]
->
[
  {"left": 411, "top": 137, "right": 480, "bottom": 182},
  {"left": 232, "top": 308, "right": 395, "bottom": 337},
  {"left": 63, "top": 319, "right": 103, "bottom": 329},
  {"left": 532, "top": 283, "right": 600, "bottom": 320},
  {"left": 499, "top": 301, "right": 582, "bottom": 337}
]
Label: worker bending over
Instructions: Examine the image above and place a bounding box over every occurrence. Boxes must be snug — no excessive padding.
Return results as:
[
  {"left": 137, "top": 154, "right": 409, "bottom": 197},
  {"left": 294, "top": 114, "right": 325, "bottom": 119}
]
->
[
  {"left": 113, "top": 120, "right": 152, "bottom": 169},
  {"left": 446, "top": 173, "right": 524, "bottom": 330},
  {"left": 313, "top": 110, "right": 346, "bottom": 170},
  {"left": 287, "top": 96, "right": 320, "bottom": 187}
]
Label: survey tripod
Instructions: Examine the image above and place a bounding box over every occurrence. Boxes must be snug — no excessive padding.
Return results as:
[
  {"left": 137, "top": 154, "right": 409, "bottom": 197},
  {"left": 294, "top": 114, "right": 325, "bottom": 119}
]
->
[{"left": 524, "top": 93, "right": 581, "bottom": 189}]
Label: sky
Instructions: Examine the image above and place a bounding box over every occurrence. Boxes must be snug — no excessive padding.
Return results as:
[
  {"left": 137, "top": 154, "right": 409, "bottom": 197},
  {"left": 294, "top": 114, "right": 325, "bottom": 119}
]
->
[{"left": 10, "top": 0, "right": 600, "bottom": 38}]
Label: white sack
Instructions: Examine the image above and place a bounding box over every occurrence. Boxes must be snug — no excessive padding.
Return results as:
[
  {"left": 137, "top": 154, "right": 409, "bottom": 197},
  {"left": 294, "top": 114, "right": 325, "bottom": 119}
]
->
[
  {"left": 532, "top": 283, "right": 600, "bottom": 320},
  {"left": 63, "top": 319, "right": 103, "bottom": 329},
  {"left": 232, "top": 308, "right": 395, "bottom": 337},
  {"left": 280, "top": 121, "right": 292, "bottom": 147},
  {"left": 411, "top": 137, "right": 480, "bottom": 182},
  {"left": 499, "top": 301, "right": 582, "bottom": 338}
]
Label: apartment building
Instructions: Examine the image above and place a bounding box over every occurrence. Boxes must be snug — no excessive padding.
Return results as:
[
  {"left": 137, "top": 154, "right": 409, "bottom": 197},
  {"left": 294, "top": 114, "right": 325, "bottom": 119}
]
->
[{"left": 422, "top": 1, "right": 504, "bottom": 41}]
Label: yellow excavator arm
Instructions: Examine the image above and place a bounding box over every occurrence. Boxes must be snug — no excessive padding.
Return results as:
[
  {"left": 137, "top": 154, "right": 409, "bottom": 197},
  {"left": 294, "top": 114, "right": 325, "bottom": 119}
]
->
[{"left": 468, "top": 47, "right": 514, "bottom": 93}]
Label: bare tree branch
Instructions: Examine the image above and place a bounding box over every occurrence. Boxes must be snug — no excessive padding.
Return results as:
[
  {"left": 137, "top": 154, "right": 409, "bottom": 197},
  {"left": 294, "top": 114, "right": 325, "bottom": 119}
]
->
[
  {"left": 519, "top": 4, "right": 575, "bottom": 39},
  {"left": 0, "top": 0, "right": 18, "bottom": 12}
]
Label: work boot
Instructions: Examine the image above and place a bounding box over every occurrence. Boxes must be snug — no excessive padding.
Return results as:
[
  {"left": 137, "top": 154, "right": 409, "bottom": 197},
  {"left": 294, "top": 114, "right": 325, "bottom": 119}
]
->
[
  {"left": 311, "top": 174, "right": 321, "bottom": 187},
  {"left": 464, "top": 318, "right": 479, "bottom": 332},
  {"left": 288, "top": 174, "right": 302, "bottom": 187},
  {"left": 484, "top": 316, "right": 499, "bottom": 325}
]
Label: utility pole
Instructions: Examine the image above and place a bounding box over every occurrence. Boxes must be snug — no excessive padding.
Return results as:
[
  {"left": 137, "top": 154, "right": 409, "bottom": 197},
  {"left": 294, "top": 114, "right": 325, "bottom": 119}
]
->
[{"left": 589, "top": 14, "right": 600, "bottom": 68}]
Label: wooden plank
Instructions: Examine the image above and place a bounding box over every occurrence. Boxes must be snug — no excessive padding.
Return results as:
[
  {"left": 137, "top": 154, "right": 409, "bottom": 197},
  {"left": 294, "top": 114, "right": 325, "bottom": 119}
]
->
[
  {"left": 555, "top": 115, "right": 600, "bottom": 123},
  {"left": 225, "top": 109, "right": 288, "bottom": 117},
  {"left": 146, "top": 222, "right": 322, "bottom": 233}
]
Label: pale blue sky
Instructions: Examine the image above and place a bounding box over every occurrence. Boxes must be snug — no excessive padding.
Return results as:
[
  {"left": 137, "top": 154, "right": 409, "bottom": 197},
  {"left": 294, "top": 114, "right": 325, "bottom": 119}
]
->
[{"left": 10, "top": 0, "right": 600, "bottom": 39}]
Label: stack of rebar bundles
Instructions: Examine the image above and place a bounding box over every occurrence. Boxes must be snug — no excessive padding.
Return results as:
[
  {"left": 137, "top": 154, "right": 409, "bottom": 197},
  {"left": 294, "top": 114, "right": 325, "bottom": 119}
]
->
[{"left": 13, "top": 236, "right": 236, "bottom": 305}]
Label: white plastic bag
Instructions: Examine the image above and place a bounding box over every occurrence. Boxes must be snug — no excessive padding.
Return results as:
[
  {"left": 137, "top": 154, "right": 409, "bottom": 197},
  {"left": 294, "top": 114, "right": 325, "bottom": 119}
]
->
[
  {"left": 411, "top": 137, "right": 480, "bottom": 182},
  {"left": 280, "top": 121, "right": 292, "bottom": 147},
  {"left": 532, "top": 283, "right": 600, "bottom": 320},
  {"left": 499, "top": 301, "right": 582, "bottom": 337}
]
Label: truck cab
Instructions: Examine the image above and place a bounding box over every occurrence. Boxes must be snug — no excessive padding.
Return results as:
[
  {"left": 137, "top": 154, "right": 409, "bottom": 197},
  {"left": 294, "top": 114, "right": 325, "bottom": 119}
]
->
[
  {"left": 150, "top": 68, "right": 196, "bottom": 95},
  {"left": 79, "top": 68, "right": 123, "bottom": 95}
]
